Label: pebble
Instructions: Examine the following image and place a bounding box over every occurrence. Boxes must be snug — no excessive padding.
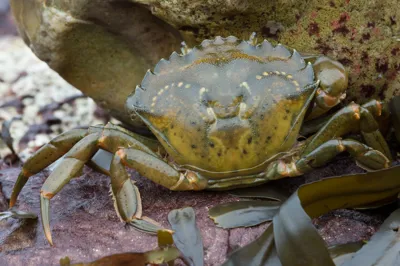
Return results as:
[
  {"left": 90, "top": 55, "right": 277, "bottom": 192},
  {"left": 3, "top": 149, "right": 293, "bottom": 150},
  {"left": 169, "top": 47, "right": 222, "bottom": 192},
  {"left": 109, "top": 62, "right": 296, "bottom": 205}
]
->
[{"left": 0, "top": 36, "right": 105, "bottom": 161}]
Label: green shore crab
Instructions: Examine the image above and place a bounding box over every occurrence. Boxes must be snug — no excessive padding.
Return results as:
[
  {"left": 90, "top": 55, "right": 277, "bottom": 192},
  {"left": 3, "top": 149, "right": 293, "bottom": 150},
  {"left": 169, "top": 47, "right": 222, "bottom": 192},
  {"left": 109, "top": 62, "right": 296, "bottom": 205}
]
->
[{"left": 8, "top": 36, "right": 393, "bottom": 245}]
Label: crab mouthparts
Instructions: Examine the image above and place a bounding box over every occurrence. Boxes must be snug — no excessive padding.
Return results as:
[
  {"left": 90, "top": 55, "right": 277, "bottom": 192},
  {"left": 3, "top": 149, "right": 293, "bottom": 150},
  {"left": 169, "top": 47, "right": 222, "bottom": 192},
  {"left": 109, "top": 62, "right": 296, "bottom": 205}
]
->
[{"left": 212, "top": 105, "right": 240, "bottom": 118}]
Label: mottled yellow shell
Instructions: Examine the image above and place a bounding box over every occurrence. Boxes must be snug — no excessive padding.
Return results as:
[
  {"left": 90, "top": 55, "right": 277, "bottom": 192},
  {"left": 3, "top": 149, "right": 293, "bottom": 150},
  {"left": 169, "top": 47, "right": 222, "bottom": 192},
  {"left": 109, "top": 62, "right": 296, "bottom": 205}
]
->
[{"left": 126, "top": 36, "right": 318, "bottom": 178}]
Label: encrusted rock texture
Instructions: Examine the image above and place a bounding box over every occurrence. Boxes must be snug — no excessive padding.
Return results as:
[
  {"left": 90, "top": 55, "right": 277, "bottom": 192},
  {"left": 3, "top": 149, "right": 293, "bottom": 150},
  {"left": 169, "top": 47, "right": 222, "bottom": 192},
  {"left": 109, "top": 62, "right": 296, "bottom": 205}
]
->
[
  {"left": 0, "top": 1, "right": 399, "bottom": 265},
  {"left": 154, "top": 0, "right": 400, "bottom": 102}
]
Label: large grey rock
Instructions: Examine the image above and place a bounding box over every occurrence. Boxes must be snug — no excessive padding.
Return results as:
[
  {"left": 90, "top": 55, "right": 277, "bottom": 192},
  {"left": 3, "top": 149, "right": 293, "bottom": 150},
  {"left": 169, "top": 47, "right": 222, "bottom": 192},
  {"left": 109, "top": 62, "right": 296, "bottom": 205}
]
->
[{"left": 0, "top": 0, "right": 16, "bottom": 36}]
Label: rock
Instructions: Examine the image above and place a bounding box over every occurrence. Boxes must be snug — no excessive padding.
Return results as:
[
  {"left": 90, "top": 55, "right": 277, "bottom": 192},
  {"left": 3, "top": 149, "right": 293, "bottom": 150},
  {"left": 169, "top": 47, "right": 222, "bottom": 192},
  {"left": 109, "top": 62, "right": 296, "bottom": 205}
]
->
[
  {"left": 0, "top": 0, "right": 9, "bottom": 14},
  {"left": 0, "top": 0, "right": 16, "bottom": 36},
  {"left": 0, "top": 36, "right": 106, "bottom": 161},
  {"left": 151, "top": 0, "right": 400, "bottom": 103}
]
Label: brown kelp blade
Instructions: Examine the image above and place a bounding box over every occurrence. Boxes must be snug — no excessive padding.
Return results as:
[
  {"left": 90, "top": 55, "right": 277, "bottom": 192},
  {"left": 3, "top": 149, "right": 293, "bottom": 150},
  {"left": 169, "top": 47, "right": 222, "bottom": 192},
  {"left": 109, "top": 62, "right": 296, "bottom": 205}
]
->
[
  {"left": 158, "top": 229, "right": 174, "bottom": 247},
  {"left": 168, "top": 207, "right": 204, "bottom": 266},
  {"left": 221, "top": 224, "right": 281, "bottom": 266},
  {"left": 60, "top": 230, "right": 179, "bottom": 266},
  {"left": 229, "top": 182, "right": 290, "bottom": 201},
  {"left": 298, "top": 166, "right": 400, "bottom": 217},
  {"left": 273, "top": 191, "right": 335, "bottom": 266},
  {"left": 341, "top": 208, "right": 400, "bottom": 266},
  {"left": 222, "top": 165, "right": 400, "bottom": 266},
  {"left": 59, "top": 248, "right": 180, "bottom": 266},
  {"left": 157, "top": 229, "right": 175, "bottom": 266},
  {"left": 328, "top": 242, "right": 365, "bottom": 265},
  {"left": 209, "top": 200, "right": 280, "bottom": 229}
]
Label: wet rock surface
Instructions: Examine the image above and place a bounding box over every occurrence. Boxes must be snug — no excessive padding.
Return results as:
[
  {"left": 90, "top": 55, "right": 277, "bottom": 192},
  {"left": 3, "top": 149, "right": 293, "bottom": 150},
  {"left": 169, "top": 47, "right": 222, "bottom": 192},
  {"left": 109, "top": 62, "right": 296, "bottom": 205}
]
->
[{"left": 0, "top": 158, "right": 396, "bottom": 266}]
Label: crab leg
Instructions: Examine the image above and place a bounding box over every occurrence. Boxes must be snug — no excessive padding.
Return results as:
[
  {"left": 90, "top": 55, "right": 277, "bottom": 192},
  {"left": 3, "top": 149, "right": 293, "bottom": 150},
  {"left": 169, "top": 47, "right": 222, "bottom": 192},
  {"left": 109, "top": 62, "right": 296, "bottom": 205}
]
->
[
  {"left": 36, "top": 123, "right": 207, "bottom": 245},
  {"left": 9, "top": 123, "right": 153, "bottom": 207},
  {"left": 303, "top": 101, "right": 392, "bottom": 161},
  {"left": 266, "top": 139, "right": 389, "bottom": 180},
  {"left": 297, "top": 139, "right": 389, "bottom": 172},
  {"left": 112, "top": 148, "right": 207, "bottom": 192},
  {"left": 110, "top": 148, "right": 206, "bottom": 230},
  {"left": 109, "top": 151, "right": 157, "bottom": 233},
  {"left": 10, "top": 128, "right": 88, "bottom": 207},
  {"left": 40, "top": 133, "right": 100, "bottom": 244}
]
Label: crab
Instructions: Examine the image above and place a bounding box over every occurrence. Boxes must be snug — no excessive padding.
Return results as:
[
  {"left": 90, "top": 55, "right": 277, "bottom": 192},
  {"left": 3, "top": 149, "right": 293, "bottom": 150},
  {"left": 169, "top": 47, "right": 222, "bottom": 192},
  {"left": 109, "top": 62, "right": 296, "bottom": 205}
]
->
[{"left": 7, "top": 36, "right": 393, "bottom": 245}]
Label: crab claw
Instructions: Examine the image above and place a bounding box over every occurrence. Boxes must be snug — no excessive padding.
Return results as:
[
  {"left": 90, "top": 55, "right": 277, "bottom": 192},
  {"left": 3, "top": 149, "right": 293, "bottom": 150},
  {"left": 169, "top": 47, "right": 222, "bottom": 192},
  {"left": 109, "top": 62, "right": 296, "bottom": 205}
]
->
[{"left": 40, "top": 194, "right": 53, "bottom": 245}]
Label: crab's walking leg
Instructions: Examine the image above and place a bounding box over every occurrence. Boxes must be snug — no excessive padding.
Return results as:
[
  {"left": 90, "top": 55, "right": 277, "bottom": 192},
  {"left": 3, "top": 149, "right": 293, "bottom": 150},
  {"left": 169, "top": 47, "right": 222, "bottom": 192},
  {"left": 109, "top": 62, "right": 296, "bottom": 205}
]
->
[
  {"left": 110, "top": 148, "right": 206, "bottom": 232},
  {"left": 40, "top": 133, "right": 100, "bottom": 245},
  {"left": 85, "top": 124, "right": 164, "bottom": 175},
  {"left": 38, "top": 123, "right": 207, "bottom": 245},
  {"left": 10, "top": 128, "right": 87, "bottom": 207},
  {"left": 266, "top": 100, "right": 392, "bottom": 180},
  {"left": 297, "top": 139, "right": 389, "bottom": 171},
  {"left": 266, "top": 139, "right": 389, "bottom": 180},
  {"left": 112, "top": 148, "right": 207, "bottom": 192},
  {"left": 304, "top": 101, "right": 392, "bottom": 161}
]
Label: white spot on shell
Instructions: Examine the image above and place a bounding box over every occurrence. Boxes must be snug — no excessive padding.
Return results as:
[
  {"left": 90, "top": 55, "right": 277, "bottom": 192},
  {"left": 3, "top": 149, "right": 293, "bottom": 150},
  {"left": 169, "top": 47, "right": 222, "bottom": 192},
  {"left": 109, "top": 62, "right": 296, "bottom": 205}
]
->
[
  {"left": 240, "top": 82, "right": 251, "bottom": 95},
  {"left": 240, "top": 82, "right": 250, "bottom": 89},
  {"left": 199, "top": 87, "right": 206, "bottom": 96},
  {"left": 207, "top": 107, "right": 216, "bottom": 121}
]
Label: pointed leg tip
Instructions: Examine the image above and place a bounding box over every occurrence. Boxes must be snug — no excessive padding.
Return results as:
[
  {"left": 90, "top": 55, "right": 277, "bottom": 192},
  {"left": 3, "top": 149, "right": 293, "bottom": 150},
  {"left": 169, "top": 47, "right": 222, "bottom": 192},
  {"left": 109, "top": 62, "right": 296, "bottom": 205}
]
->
[
  {"left": 9, "top": 199, "right": 15, "bottom": 208},
  {"left": 9, "top": 191, "right": 18, "bottom": 209},
  {"left": 9, "top": 172, "right": 30, "bottom": 208},
  {"left": 40, "top": 195, "right": 53, "bottom": 245},
  {"left": 46, "top": 233, "right": 54, "bottom": 246},
  {"left": 9, "top": 191, "right": 19, "bottom": 208}
]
